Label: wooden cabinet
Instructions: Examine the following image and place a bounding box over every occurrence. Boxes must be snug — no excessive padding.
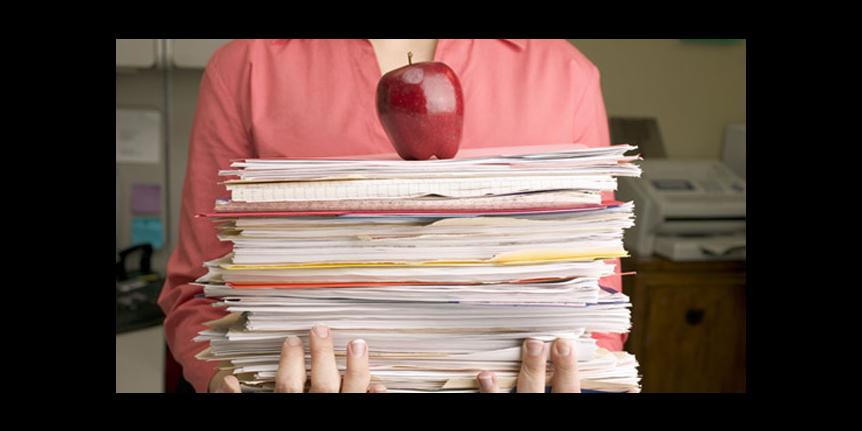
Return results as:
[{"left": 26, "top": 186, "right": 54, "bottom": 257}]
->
[{"left": 622, "top": 258, "right": 746, "bottom": 392}]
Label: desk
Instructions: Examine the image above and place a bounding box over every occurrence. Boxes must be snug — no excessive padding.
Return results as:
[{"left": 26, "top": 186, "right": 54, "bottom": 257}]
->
[{"left": 622, "top": 258, "right": 746, "bottom": 392}]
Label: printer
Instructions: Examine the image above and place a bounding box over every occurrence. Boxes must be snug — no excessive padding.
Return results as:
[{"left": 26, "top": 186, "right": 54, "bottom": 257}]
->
[{"left": 617, "top": 159, "right": 746, "bottom": 261}]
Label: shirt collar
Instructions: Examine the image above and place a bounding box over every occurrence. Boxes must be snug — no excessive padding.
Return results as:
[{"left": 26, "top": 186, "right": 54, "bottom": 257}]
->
[
  {"left": 358, "top": 39, "right": 525, "bottom": 51},
  {"left": 500, "top": 39, "right": 526, "bottom": 51}
]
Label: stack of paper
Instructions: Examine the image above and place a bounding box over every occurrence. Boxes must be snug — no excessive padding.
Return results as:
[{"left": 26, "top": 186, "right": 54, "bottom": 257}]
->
[{"left": 194, "top": 145, "right": 642, "bottom": 393}]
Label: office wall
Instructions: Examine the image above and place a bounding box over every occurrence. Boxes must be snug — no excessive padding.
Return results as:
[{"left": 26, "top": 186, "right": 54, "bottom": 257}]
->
[
  {"left": 570, "top": 39, "right": 746, "bottom": 158},
  {"left": 116, "top": 69, "right": 201, "bottom": 273},
  {"left": 116, "top": 70, "right": 169, "bottom": 271}
]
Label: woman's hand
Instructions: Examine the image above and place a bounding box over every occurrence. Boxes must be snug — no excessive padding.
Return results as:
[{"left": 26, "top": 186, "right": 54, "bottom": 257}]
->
[
  {"left": 210, "top": 324, "right": 386, "bottom": 393},
  {"left": 476, "top": 338, "right": 580, "bottom": 393},
  {"left": 210, "top": 368, "right": 242, "bottom": 393}
]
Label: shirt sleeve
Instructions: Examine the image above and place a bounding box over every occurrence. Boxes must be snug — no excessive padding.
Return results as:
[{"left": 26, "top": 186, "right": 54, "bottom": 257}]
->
[
  {"left": 158, "top": 54, "right": 253, "bottom": 393},
  {"left": 572, "top": 60, "right": 628, "bottom": 351}
]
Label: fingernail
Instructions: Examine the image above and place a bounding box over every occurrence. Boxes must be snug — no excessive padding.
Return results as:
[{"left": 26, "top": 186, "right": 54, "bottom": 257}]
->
[
  {"left": 350, "top": 339, "right": 367, "bottom": 357},
  {"left": 526, "top": 339, "right": 544, "bottom": 357},
  {"left": 286, "top": 335, "right": 302, "bottom": 346},
  {"left": 312, "top": 324, "right": 329, "bottom": 338},
  {"left": 555, "top": 338, "right": 572, "bottom": 356},
  {"left": 478, "top": 372, "right": 495, "bottom": 388}
]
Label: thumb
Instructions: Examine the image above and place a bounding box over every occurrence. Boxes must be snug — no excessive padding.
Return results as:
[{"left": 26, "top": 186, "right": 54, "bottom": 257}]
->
[
  {"left": 213, "top": 373, "right": 242, "bottom": 393},
  {"left": 218, "top": 375, "right": 242, "bottom": 393}
]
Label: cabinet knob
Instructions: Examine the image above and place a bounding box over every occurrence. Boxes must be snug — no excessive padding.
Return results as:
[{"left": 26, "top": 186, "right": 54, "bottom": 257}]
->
[{"left": 685, "top": 309, "right": 705, "bottom": 325}]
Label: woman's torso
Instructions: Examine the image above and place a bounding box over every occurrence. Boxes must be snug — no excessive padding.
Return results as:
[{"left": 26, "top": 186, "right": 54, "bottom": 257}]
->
[{"left": 208, "top": 39, "right": 603, "bottom": 159}]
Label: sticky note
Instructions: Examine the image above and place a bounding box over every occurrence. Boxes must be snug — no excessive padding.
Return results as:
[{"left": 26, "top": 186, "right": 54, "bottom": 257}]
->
[
  {"left": 131, "top": 184, "right": 162, "bottom": 214},
  {"left": 131, "top": 217, "right": 164, "bottom": 249}
]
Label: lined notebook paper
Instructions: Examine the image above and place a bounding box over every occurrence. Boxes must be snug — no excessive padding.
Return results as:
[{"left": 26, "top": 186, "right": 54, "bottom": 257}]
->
[
  {"left": 226, "top": 176, "right": 618, "bottom": 202},
  {"left": 213, "top": 191, "right": 602, "bottom": 213}
]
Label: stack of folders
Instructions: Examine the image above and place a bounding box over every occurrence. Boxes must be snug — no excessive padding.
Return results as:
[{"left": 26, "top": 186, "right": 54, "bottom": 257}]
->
[{"left": 194, "top": 144, "right": 643, "bottom": 393}]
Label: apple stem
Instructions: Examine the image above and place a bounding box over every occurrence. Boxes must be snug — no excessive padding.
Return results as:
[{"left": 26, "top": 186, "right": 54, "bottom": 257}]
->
[{"left": 408, "top": 51, "right": 413, "bottom": 65}]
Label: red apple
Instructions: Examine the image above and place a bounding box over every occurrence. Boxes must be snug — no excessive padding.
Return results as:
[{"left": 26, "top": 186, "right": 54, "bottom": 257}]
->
[{"left": 376, "top": 52, "right": 464, "bottom": 160}]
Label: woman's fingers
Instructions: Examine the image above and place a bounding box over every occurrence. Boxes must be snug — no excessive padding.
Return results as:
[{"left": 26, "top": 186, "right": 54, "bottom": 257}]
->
[
  {"left": 341, "top": 339, "right": 371, "bottom": 393},
  {"left": 274, "top": 335, "right": 307, "bottom": 393},
  {"left": 273, "top": 328, "right": 375, "bottom": 393},
  {"left": 239, "top": 334, "right": 576, "bottom": 394},
  {"left": 309, "top": 324, "right": 341, "bottom": 392},
  {"left": 215, "top": 374, "right": 242, "bottom": 393},
  {"left": 368, "top": 384, "right": 387, "bottom": 393},
  {"left": 517, "top": 338, "right": 548, "bottom": 393},
  {"left": 550, "top": 338, "right": 581, "bottom": 393},
  {"left": 477, "top": 371, "right": 499, "bottom": 393}
]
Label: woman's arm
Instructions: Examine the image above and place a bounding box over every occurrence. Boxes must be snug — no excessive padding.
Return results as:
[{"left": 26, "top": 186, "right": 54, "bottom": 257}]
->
[{"left": 158, "top": 49, "right": 254, "bottom": 393}]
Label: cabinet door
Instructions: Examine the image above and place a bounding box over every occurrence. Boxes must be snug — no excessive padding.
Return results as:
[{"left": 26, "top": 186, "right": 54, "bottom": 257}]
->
[
  {"left": 172, "top": 39, "right": 232, "bottom": 68},
  {"left": 637, "top": 280, "right": 746, "bottom": 392},
  {"left": 117, "top": 39, "right": 158, "bottom": 68}
]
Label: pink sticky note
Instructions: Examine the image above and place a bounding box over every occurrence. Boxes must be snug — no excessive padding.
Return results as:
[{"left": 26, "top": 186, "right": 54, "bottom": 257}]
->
[{"left": 131, "top": 184, "right": 161, "bottom": 214}]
